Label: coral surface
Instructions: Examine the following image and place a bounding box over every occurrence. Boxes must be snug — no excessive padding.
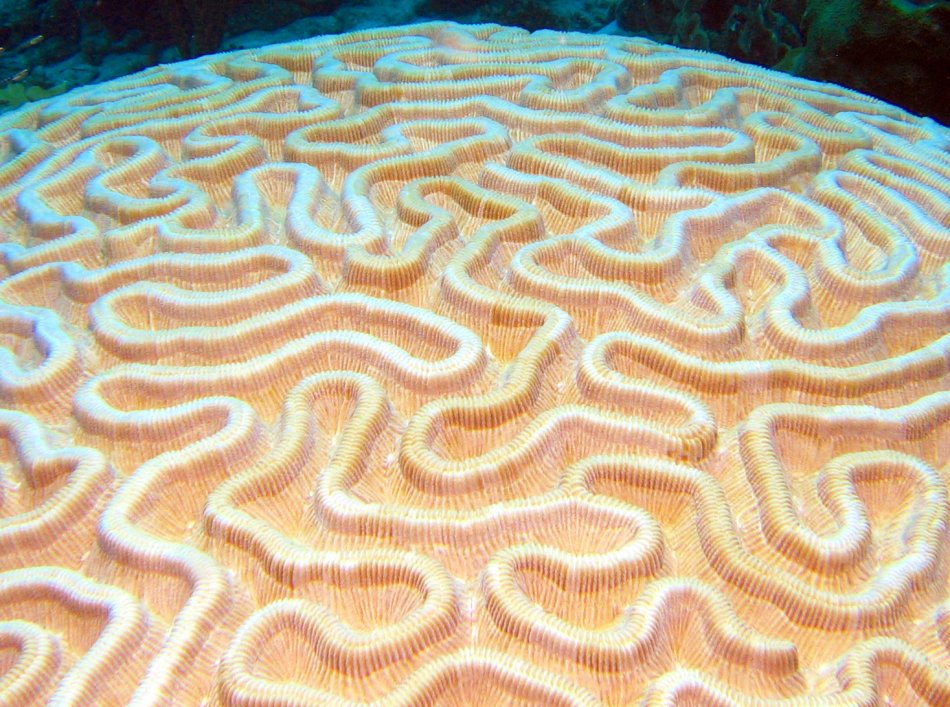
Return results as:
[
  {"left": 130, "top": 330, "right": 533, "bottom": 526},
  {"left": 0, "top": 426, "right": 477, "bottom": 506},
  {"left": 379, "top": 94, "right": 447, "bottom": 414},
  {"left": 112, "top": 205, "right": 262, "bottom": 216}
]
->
[{"left": 0, "top": 21, "right": 949, "bottom": 705}]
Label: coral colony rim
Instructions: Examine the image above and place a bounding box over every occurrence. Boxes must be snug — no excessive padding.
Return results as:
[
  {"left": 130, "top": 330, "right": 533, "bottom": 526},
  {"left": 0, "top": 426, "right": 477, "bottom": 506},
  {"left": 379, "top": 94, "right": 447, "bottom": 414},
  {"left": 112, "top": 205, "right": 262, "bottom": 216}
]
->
[{"left": 0, "top": 20, "right": 948, "bottom": 705}]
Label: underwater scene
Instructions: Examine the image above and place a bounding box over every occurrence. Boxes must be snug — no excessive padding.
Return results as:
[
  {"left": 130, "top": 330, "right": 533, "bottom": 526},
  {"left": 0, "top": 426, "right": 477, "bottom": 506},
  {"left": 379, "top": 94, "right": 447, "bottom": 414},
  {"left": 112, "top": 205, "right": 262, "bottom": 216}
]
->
[
  {"left": 2, "top": 0, "right": 948, "bottom": 123},
  {"left": 0, "top": 0, "right": 948, "bottom": 704}
]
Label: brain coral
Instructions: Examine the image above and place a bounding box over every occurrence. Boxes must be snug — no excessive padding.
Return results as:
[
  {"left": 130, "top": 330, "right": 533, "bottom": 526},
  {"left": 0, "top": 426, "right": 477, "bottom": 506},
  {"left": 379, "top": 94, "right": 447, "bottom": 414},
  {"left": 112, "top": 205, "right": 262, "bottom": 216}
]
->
[{"left": 0, "top": 20, "right": 948, "bottom": 706}]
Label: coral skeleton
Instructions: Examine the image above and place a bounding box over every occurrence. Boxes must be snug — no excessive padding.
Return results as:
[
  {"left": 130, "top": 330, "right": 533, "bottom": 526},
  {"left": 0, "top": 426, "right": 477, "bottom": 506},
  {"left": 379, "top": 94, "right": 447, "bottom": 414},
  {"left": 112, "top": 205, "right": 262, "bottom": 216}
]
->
[{"left": 0, "top": 21, "right": 948, "bottom": 705}]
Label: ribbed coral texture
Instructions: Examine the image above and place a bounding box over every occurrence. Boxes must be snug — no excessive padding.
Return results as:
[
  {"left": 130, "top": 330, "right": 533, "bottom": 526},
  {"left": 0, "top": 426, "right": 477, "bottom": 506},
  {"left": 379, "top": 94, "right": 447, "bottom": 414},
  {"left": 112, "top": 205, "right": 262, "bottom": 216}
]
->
[{"left": 0, "top": 21, "right": 948, "bottom": 705}]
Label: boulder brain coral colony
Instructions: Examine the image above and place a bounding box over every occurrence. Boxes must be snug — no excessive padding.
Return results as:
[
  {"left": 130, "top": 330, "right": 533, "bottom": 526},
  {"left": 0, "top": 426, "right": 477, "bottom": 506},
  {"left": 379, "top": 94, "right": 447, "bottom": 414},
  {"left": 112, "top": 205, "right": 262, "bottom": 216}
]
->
[{"left": 0, "top": 21, "right": 949, "bottom": 705}]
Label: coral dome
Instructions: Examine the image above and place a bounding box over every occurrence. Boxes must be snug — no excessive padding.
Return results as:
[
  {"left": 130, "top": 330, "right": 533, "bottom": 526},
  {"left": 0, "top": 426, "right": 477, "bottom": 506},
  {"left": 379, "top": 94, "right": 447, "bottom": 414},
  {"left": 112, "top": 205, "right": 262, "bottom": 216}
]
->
[{"left": 0, "top": 21, "right": 949, "bottom": 705}]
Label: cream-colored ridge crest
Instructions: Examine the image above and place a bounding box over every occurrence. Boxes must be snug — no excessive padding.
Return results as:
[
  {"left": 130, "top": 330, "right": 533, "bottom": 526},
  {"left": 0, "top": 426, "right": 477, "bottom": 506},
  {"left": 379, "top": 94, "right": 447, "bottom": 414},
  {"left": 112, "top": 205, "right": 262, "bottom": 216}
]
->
[{"left": 0, "top": 20, "right": 948, "bottom": 705}]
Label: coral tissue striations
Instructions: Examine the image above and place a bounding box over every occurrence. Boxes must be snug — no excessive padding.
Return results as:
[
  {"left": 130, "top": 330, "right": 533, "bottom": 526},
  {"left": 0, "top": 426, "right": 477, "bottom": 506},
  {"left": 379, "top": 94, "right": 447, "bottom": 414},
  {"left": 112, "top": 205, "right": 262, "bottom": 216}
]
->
[{"left": 0, "top": 21, "right": 949, "bottom": 705}]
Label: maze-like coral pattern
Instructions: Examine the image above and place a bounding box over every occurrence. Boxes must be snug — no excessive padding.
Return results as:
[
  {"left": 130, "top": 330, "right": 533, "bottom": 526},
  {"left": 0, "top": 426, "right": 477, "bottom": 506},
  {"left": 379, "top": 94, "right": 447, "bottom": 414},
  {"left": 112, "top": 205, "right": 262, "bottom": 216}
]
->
[{"left": 0, "top": 21, "right": 948, "bottom": 705}]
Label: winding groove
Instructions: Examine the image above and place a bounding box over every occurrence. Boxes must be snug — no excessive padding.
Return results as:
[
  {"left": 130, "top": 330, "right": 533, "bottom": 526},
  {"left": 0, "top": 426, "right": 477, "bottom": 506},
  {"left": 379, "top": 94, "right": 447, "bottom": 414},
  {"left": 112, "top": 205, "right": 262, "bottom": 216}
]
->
[{"left": 0, "top": 20, "right": 947, "bottom": 705}]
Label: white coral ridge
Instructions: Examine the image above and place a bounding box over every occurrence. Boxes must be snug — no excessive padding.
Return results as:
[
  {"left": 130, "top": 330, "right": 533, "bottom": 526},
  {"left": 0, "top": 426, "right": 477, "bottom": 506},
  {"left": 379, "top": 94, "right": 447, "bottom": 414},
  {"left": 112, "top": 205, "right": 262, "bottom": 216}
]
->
[{"left": 0, "top": 20, "right": 948, "bottom": 706}]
